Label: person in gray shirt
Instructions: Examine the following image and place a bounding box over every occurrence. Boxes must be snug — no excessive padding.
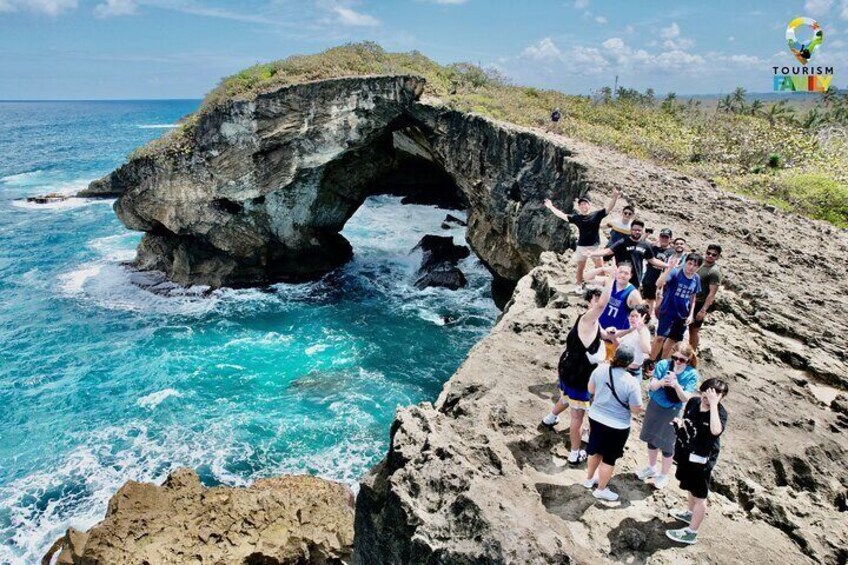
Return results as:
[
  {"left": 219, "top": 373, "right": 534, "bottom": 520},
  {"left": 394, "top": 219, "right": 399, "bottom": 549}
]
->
[{"left": 584, "top": 346, "right": 644, "bottom": 501}]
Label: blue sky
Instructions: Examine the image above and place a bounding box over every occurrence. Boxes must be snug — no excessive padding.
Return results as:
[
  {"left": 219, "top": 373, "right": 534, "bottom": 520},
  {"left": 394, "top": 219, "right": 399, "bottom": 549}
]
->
[{"left": 1, "top": 0, "right": 845, "bottom": 99}]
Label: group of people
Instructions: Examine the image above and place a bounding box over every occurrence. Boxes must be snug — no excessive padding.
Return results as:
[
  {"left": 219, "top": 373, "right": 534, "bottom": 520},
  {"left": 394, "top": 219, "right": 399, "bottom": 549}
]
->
[{"left": 540, "top": 189, "right": 730, "bottom": 546}]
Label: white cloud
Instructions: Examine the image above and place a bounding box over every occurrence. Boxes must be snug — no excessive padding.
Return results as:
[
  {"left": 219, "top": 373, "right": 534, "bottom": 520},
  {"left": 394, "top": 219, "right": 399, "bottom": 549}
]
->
[
  {"left": 728, "top": 35, "right": 735, "bottom": 42},
  {"left": 94, "top": 0, "right": 137, "bottom": 17},
  {"left": 521, "top": 37, "right": 565, "bottom": 62},
  {"left": 660, "top": 22, "right": 680, "bottom": 39},
  {"left": 333, "top": 5, "right": 379, "bottom": 26},
  {"left": 595, "top": 15, "right": 607, "bottom": 24},
  {"left": 663, "top": 37, "right": 694, "bottom": 49},
  {"left": 624, "top": 24, "right": 635, "bottom": 34},
  {"left": 804, "top": 0, "right": 833, "bottom": 15},
  {"left": 574, "top": 0, "right": 589, "bottom": 8},
  {"left": 840, "top": 0, "right": 848, "bottom": 19},
  {"left": 0, "top": 0, "right": 76, "bottom": 15}
]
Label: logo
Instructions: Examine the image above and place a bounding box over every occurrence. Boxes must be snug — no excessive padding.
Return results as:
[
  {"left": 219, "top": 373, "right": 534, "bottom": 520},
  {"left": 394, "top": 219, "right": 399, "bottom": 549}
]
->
[
  {"left": 786, "top": 17, "right": 823, "bottom": 64},
  {"left": 773, "top": 16, "right": 833, "bottom": 92}
]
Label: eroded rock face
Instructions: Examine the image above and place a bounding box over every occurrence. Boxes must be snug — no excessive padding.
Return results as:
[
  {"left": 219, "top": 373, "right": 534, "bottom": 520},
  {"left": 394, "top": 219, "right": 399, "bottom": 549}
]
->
[
  {"left": 43, "top": 468, "right": 354, "bottom": 565},
  {"left": 354, "top": 132, "right": 848, "bottom": 563},
  {"left": 93, "top": 75, "right": 577, "bottom": 288}
]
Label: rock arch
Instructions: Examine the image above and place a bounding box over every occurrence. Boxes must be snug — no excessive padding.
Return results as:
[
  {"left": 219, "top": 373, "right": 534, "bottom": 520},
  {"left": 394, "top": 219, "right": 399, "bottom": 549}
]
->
[{"left": 89, "top": 75, "right": 585, "bottom": 288}]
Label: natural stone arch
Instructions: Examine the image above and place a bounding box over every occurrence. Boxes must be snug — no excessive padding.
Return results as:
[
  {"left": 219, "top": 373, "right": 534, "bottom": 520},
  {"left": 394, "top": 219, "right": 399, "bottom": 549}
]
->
[{"left": 90, "top": 75, "right": 585, "bottom": 289}]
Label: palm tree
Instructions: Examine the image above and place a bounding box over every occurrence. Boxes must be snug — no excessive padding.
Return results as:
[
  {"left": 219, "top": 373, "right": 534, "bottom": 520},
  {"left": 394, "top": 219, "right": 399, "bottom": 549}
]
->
[
  {"left": 801, "top": 108, "right": 823, "bottom": 129},
  {"left": 717, "top": 94, "right": 733, "bottom": 113},
  {"left": 749, "top": 99, "right": 764, "bottom": 116},
  {"left": 731, "top": 87, "right": 747, "bottom": 114},
  {"left": 764, "top": 100, "right": 796, "bottom": 126}
]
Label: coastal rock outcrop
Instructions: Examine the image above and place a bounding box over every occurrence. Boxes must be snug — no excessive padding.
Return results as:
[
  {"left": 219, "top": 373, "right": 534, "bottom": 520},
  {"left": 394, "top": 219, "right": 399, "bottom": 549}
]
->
[
  {"left": 91, "top": 75, "right": 577, "bottom": 288},
  {"left": 42, "top": 468, "right": 354, "bottom": 565},
  {"left": 354, "top": 131, "right": 848, "bottom": 563}
]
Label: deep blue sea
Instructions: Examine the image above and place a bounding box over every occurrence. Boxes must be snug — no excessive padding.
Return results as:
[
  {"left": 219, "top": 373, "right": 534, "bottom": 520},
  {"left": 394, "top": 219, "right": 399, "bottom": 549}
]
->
[{"left": 0, "top": 100, "right": 498, "bottom": 563}]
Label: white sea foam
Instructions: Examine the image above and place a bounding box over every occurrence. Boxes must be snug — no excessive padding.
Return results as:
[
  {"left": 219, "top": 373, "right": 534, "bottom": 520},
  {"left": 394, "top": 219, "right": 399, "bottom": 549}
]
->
[
  {"left": 135, "top": 124, "right": 178, "bottom": 129},
  {"left": 0, "top": 170, "right": 44, "bottom": 184},
  {"left": 305, "top": 343, "right": 329, "bottom": 356},
  {"left": 137, "top": 388, "right": 183, "bottom": 409},
  {"left": 11, "top": 197, "right": 113, "bottom": 212}
]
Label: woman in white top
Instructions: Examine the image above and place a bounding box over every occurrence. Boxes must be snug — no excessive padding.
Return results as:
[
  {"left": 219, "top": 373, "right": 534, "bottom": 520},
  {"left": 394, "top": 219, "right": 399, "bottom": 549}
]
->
[
  {"left": 615, "top": 304, "right": 652, "bottom": 378},
  {"left": 603, "top": 205, "right": 635, "bottom": 247}
]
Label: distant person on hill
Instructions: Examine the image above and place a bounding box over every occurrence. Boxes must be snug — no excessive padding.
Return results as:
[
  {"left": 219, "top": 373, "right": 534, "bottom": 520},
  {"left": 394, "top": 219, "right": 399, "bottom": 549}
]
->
[
  {"left": 637, "top": 343, "right": 700, "bottom": 490},
  {"left": 545, "top": 187, "right": 621, "bottom": 294},
  {"left": 649, "top": 253, "right": 703, "bottom": 362},
  {"left": 602, "top": 205, "right": 635, "bottom": 248},
  {"left": 551, "top": 107, "right": 561, "bottom": 123},
  {"left": 666, "top": 378, "right": 729, "bottom": 545},
  {"left": 541, "top": 274, "right": 614, "bottom": 465},
  {"left": 688, "top": 244, "right": 722, "bottom": 351},
  {"left": 640, "top": 227, "right": 674, "bottom": 314},
  {"left": 583, "top": 346, "right": 644, "bottom": 501},
  {"left": 585, "top": 262, "right": 643, "bottom": 360},
  {"left": 589, "top": 220, "right": 668, "bottom": 288}
]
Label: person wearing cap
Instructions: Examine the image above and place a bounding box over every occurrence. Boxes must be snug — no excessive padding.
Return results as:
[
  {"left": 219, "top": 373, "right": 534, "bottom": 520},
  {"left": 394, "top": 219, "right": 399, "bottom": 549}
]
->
[
  {"left": 641, "top": 227, "right": 675, "bottom": 315},
  {"left": 545, "top": 187, "right": 621, "bottom": 294},
  {"left": 583, "top": 345, "right": 644, "bottom": 502}
]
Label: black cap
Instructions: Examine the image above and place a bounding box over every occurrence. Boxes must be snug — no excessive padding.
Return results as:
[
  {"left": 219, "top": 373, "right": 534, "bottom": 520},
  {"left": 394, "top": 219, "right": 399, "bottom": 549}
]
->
[
  {"left": 577, "top": 196, "right": 591, "bottom": 204},
  {"left": 659, "top": 228, "right": 673, "bottom": 237}
]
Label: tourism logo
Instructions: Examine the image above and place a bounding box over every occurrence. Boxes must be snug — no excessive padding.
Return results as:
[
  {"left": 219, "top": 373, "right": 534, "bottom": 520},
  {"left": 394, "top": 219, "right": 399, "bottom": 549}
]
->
[{"left": 773, "top": 17, "right": 833, "bottom": 92}]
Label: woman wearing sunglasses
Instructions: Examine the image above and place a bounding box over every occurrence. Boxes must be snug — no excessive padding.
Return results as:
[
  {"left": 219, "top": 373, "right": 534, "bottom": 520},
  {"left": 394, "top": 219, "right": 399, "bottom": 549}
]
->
[
  {"left": 603, "top": 205, "right": 635, "bottom": 247},
  {"left": 636, "top": 343, "right": 700, "bottom": 489}
]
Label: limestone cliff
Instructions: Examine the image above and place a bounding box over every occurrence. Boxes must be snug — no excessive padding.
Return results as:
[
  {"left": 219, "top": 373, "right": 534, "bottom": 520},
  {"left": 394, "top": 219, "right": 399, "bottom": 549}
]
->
[
  {"left": 354, "top": 132, "right": 848, "bottom": 563},
  {"left": 90, "top": 75, "right": 577, "bottom": 288}
]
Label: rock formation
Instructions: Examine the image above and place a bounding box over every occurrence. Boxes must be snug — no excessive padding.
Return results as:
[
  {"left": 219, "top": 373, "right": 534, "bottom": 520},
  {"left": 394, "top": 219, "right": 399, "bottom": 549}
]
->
[
  {"left": 89, "top": 75, "right": 575, "bottom": 288},
  {"left": 413, "top": 234, "right": 470, "bottom": 290},
  {"left": 354, "top": 132, "right": 848, "bottom": 563},
  {"left": 80, "top": 71, "right": 848, "bottom": 564},
  {"left": 43, "top": 468, "right": 354, "bottom": 565}
]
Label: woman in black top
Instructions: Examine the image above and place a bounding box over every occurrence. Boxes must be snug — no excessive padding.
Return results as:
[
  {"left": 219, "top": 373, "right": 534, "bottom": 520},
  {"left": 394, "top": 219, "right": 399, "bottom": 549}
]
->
[{"left": 666, "top": 378, "right": 729, "bottom": 545}]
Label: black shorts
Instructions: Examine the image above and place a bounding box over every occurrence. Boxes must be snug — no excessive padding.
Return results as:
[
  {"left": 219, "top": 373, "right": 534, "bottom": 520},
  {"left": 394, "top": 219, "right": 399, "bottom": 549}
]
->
[
  {"left": 641, "top": 281, "right": 658, "bottom": 300},
  {"left": 675, "top": 457, "right": 713, "bottom": 499},
  {"left": 690, "top": 301, "right": 715, "bottom": 329},
  {"left": 587, "top": 417, "right": 630, "bottom": 466}
]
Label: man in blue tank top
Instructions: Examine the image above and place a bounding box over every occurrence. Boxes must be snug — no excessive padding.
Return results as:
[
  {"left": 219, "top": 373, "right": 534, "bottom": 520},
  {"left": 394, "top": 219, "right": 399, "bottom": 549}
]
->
[{"left": 587, "top": 262, "right": 643, "bottom": 358}]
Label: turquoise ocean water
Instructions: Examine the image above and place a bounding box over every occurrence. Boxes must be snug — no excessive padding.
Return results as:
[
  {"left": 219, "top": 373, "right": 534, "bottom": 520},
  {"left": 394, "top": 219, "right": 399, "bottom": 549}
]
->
[{"left": 0, "top": 101, "right": 498, "bottom": 563}]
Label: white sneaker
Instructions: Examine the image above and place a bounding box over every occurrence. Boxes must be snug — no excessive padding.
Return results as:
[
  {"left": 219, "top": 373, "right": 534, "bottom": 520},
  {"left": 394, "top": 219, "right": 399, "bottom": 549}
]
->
[
  {"left": 567, "top": 449, "right": 588, "bottom": 465},
  {"left": 653, "top": 474, "right": 670, "bottom": 489},
  {"left": 541, "top": 414, "right": 559, "bottom": 428},
  {"left": 636, "top": 465, "right": 656, "bottom": 480},
  {"left": 572, "top": 284, "right": 584, "bottom": 295},
  {"left": 582, "top": 477, "right": 598, "bottom": 489},
  {"left": 592, "top": 487, "right": 619, "bottom": 501}
]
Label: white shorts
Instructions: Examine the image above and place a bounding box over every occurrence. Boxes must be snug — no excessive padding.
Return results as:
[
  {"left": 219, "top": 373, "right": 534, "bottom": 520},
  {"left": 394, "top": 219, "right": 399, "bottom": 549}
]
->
[{"left": 575, "top": 244, "right": 599, "bottom": 261}]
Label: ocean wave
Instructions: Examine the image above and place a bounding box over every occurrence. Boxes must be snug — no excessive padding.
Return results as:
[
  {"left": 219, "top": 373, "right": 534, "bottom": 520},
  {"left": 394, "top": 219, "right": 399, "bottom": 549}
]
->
[
  {"left": 0, "top": 170, "right": 44, "bottom": 184},
  {"left": 135, "top": 124, "right": 178, "bottom": 129},
  {"left": 137, "top": 388, "right": 184, "bottom": 409}
]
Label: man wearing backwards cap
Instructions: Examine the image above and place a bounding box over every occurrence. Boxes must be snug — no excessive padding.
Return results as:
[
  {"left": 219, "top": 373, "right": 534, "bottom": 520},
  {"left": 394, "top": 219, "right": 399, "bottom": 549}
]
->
[{"left": 545, "top": 187, "right": 621, "bottom": 294}]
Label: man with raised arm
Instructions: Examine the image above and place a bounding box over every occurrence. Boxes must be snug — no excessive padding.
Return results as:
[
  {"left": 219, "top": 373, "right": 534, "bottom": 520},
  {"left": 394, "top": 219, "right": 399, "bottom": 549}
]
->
[{"left": 545, "top": 188, "right": 621, "bottom": 294}]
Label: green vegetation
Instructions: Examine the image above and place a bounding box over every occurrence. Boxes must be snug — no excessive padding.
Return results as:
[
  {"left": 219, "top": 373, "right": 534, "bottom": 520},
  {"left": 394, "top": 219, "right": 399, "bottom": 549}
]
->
[{"left": 139, "top": 42, "right": 848, "bottom": 227}]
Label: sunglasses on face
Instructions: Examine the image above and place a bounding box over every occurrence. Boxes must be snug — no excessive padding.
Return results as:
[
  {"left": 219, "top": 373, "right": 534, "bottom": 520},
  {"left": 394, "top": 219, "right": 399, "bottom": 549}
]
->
[
  {"left": 706, "top": 251, "right": 719, "bottom": 257},
  {"left": 671, "top": 355, "right": 688, "bottom": 363},
  {"left": 623, "top": 211, "right": 633, "bottom": 216}
]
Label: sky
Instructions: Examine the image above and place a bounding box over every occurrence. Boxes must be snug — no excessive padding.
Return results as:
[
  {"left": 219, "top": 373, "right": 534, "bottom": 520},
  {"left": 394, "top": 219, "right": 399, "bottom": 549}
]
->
[{"left": 0, "top": 0, "right": 846, "bottom": 99}]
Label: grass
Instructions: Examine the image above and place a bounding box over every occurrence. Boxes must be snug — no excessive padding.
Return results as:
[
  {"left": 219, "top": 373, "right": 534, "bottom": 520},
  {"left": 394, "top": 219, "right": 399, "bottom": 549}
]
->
[{"left": 135, "top": 42, "right": 848, "bottom": 228}]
